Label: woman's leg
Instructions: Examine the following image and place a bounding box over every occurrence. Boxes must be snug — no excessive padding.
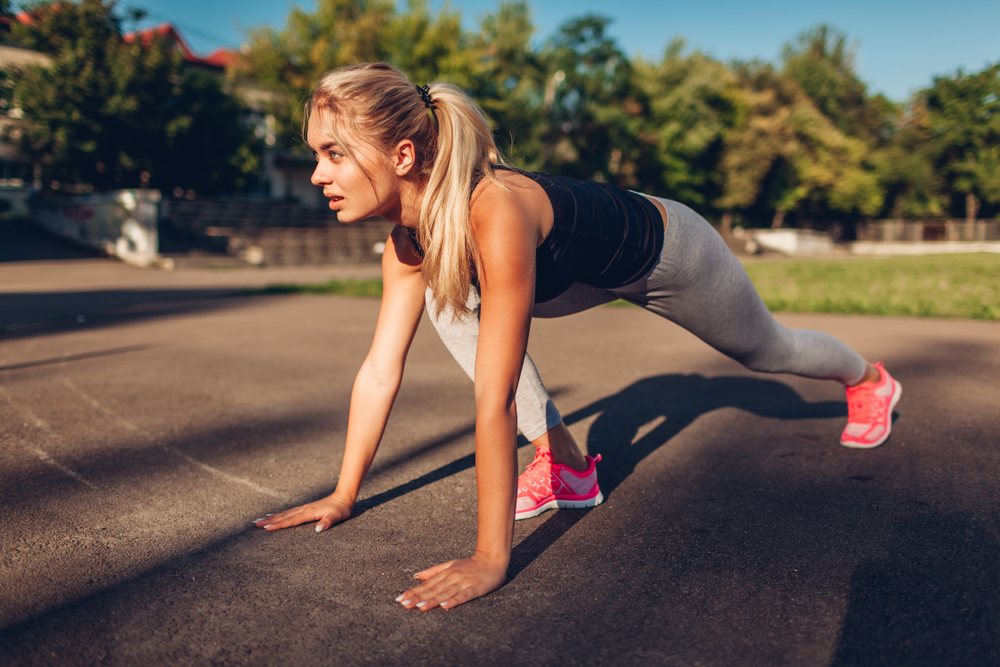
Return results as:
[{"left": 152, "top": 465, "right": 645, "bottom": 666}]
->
[
  {"left": 614, "top": 199, "right": 869, "bottom": 385},
  {"left": 425, "top": 284, "right": 616, "bottom": 469},
  {"left": 425, "top": 286, "right": 562, "bottom": 442}
]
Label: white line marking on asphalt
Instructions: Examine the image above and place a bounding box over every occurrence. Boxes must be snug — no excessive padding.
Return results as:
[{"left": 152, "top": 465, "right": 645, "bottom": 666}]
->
[
  {"left": 158, "top": 445, "right": 289, "bottom": 500},
  {"left": 61, "top": 377, "right": 288, "bottom": 500},
  {"left": 0, "top": 387, "right": 97, "bottom": 489},
  {"left": 62, "top": 378, "right": 140, "bottom": 431}
]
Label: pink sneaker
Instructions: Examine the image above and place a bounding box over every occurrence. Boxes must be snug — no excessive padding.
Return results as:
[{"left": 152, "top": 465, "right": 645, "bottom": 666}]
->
[
  {"left": 515, "top": 446, "right": 604, "bottom": 520},
  {"left": 841, "top": 362, "right": 902, "bottom": 449}
]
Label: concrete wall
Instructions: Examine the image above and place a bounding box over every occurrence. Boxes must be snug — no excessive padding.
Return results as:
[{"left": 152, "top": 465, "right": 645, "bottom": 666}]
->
[{"left": 29, "top": 189, "right": 161, "bottom": 266}]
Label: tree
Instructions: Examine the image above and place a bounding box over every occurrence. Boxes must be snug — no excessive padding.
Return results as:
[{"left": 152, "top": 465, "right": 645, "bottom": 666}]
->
[
  {"left": 9, "top": 0, "right": 177, "bottom": 190},
  {"left": 157, "top": 71, "right": 263, "bottom": 194},
  {"left": 534, "top": 15, "right": 646, "bottom": 188},
  {"left": 781, "top": 25, "right": 891, "bottom": 143},
  {"left": 633, "top": 39, "right": 744, "bottom": 207},
  {"left": 870, "top": 102, "right": 946, "bottom": 219},
  {"left": 922, "top": 63, "right": 1000, "bottom": 221},
  {"left": 463, "top": 1, "right": 546, "bottom": 164},
  {"left": 8, "top": 0, "right": 258, "bottom": 194},
  {"left": 237, "top": 0, "right": 472, "bottom": 151},
  {"left": 718, "top": 63, "right": 882, "bottom": 228}
]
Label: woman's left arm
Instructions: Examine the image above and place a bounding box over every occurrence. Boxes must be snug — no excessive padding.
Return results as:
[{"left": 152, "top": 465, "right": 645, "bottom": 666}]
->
[{"left": 395, "top": 186, "right": 539, "bottom": 611}]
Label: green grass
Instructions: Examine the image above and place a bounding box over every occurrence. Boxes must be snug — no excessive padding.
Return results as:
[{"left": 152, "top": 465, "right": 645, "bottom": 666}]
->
[
  {"left": 245, "top": 253, "right": 1000, "bottom": 320},
  {"left": 245, "top": 278, "right": 384, "bottom": 298},
  {"left": 743, "top": 253, "right": 1000, "bottom": 320}
]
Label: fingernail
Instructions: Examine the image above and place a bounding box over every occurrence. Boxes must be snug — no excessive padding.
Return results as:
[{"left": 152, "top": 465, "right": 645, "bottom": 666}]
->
[
  {"left": 315, "top": 524, "right": 325, "bottom": 533},
  {"left": 253, "top": 517, "right": 267, "bottom": 523},
  {"left": 416, "top": 601, "right": 429, "bottom": 608},
  {"left": 263, "top": 524, "right": 273, "bottom": 529},
  {"left": 399, "top": 598, "right": 412, "bottom": 605},
  {"left": 395, "top": 594, "right": 405, "bottom": 602}
]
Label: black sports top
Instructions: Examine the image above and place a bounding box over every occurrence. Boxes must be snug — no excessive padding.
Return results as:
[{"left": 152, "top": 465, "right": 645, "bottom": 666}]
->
[{"left": 407, "top": 167, "right": 665, "bottom": 303}]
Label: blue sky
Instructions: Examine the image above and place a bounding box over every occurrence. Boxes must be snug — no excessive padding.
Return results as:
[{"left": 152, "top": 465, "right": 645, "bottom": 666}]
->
[{"left": 125, "top": 0, "right": 999, "bottom": 101}]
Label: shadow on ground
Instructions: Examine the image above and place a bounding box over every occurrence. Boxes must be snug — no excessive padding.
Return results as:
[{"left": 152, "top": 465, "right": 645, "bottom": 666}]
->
[
  {"left": 0, "top": 217, "right": 101, "bottom": 263},
  {"left": 508, "top": 373, "right": 848, "bottom": 576},
  {"left": 0, "top": 288, "right": 266, "bottom": 338},
  {"left": 2, "top": 370, "right": 997, "bottom": 665},
  {"left": 831, "top": 513, "right": 1000, "bottom": 667}
]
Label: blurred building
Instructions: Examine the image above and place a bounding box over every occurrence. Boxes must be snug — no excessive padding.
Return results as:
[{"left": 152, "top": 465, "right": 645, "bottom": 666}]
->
[{"left": 123, "top": 23, "right": 321, "bottom": 209}]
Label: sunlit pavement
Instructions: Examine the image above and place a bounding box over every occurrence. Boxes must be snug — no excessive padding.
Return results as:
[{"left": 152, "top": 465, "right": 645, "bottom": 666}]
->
[{"left": 2, "top": 250, "right": 999, "bottom": 666}]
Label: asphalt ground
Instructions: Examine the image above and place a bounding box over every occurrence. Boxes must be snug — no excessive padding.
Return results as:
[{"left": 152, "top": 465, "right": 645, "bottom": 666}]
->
[{"left": 2, "top": 219, "right": 1000, "bottom": 666}]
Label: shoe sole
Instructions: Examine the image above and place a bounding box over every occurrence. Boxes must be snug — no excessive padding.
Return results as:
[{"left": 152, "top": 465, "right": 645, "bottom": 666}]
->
[
  {"left": 515, "top": 491, "right": 605, "bottom": 521},
  {"left": 840, "top": 380, "right": 902, "bottom": 449}
]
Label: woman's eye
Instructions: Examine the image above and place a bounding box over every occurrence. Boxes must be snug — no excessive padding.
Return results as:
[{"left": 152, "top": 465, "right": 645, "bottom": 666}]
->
[{"left": 328, "top": 151, "right": 342, "bottom": 160}]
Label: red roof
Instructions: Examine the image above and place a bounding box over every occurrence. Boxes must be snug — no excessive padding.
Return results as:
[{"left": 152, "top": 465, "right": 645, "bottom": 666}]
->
[
  {"left": 126, "top": 24, "right": 242, "bottom": 71},
  {"left": 3, "top": 13, "right": 241, "bottom": 72},
  {"left": 203, "top": 47, "right": 245, "bottom": 69}
]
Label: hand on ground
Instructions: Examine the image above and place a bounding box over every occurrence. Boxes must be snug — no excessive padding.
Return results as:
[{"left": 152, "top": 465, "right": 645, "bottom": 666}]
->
[
  {"left": 253, "top": 494, "right": 353, "bottom": 532},
  {"left": 395, "top": 553, "right": 507, "bottom": 611}
]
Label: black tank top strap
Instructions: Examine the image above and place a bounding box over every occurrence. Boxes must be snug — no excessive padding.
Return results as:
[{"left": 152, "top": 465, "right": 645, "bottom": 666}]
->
[{"left": 403, "top": 225, "right": 424, "bottom": 258}]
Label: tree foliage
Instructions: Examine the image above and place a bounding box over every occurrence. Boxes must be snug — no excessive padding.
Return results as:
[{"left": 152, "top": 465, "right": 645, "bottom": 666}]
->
[
  {"left": 781, "top": 25, "right": 891, "bottom": 142},
  {"left": 922, "top": 63, "right": 1000, "bottom": 218},
  {"left": 718, "top": 62, "right": 882, "bottom": 228},
  {"left": 633, "top": 39, "right": 743, "bottom": 205},
  {"left": 8, "top": 0, "right": 260, "bottom": 194},
  {"left": 6, "top": 0, "right": 996, "bottom": 225}
]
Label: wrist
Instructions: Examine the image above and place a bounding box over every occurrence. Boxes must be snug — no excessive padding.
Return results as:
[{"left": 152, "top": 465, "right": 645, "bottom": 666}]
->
[
  {"left": 472, "top": 546, "right": 511, "bottom": 570},
  {"left": 330, "top": 489, "right": 357, "bottom": 509}
]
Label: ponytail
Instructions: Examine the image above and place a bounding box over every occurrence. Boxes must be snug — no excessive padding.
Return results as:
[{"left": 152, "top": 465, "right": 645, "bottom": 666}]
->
[{"left": 307, "top": 63, "right": 506, "bottom": 316}]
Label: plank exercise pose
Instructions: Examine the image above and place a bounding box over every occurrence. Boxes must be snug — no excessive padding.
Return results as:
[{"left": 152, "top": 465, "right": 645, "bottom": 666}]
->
[{"left": 254, "top": 63, "right": 902, "bottom": 611}]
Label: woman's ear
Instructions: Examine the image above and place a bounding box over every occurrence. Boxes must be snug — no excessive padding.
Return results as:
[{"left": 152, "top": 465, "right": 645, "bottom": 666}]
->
[{"left": 393, "top": 140, "right": 417, "bottom": 176}]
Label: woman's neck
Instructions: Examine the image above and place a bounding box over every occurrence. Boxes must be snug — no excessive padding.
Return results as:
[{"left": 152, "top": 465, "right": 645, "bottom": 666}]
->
[{"left": 393, "top": 176, "right": 424, "bottom": 228}]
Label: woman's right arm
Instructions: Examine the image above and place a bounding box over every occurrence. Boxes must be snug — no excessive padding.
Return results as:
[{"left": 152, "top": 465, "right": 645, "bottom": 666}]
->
[{"left": 255, "top": 225, "right": 426, "bottom": 532}]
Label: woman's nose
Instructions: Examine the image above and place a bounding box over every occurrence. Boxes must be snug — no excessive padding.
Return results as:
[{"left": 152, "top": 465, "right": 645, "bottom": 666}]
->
[{"left": 311, "top": 163, "right": 329, "bottom": 187}]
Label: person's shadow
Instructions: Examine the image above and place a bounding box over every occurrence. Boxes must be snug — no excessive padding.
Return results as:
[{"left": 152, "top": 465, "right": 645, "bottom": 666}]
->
[
  {"left": 355, "top": 373, "right": 849, "bottom": 576},
  {"left": 506, "top": 373, "right": 849, "bottom": 575},
  {"left": 563, "top": 373, "right": 846, "bottom": 496}
]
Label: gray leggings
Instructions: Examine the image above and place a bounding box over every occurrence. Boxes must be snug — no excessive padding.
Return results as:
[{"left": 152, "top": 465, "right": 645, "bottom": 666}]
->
[{"left": 426, "top": 199, "right": 866, "bottom": 441}]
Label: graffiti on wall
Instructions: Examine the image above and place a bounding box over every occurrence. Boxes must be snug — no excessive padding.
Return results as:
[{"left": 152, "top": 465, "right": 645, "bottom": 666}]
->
[{"left": 30, "top": 190, "right": 161, "bottom": 266}]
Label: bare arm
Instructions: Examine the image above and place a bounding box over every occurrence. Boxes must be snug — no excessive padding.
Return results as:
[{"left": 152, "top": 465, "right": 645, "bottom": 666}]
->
[
  {"left": 396, "top": 180, "right": 542, "bottom": 610},
  {"left": 256, "top": 226, "right": 426, "bottom": 531}
]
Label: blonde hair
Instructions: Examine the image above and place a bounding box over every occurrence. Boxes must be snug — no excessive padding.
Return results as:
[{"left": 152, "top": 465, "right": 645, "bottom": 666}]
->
[{"left": 306, "top": 62, "right": 505, "bottom": 316}]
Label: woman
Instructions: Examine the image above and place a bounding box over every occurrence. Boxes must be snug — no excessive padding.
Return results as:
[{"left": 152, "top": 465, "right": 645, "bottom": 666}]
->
[{"left": 254, "top": 62, "right": 902, "bottom": 611}]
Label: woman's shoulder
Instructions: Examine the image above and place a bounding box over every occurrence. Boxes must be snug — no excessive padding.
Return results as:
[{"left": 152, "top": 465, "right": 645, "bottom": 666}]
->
[
  {"left": 470, "top": 167, "right": 553, "bottom": 248},
  {"left": 471, "top": 167, "right": 547, "bottom": 216}
]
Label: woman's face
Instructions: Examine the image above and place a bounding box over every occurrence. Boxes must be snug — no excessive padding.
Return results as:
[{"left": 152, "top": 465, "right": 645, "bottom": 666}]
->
[{"left": 307, "top": 113, "right": 398, "bottom": 223}]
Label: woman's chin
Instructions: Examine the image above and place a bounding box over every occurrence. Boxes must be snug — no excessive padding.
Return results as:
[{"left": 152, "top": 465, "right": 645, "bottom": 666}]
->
[{"left": 332, "top": 208, "right": 360, "bottom": 222}]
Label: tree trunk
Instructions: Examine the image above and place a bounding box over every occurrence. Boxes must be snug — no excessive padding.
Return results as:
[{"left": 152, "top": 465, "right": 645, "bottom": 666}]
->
[
  {"left": 771, "top": 209, "right": 787, "bottom": 229},
  {"left": 893, "top": 193, "right": 904, "bottom": 221},
  {"left": 966, "top": 192, "right": 980, "bottom": 223},
  {"left": 966, "top": 192, "right": 979, "bottom": 241},
  {"left": 721, "top": 211, "right": 733, "bottom": 236}
]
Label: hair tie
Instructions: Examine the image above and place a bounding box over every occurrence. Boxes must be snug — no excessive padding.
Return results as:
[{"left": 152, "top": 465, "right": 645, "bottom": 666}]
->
[{"left": 416, "top": 84, "right": 436, "bottom": 109}]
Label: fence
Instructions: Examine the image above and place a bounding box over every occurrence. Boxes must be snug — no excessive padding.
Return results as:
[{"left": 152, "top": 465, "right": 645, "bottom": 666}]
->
[
  {"left": 160, "top": 198, "right": 395, "bottom": 265},
  {"left": 858, "top": 220, "right": 1000, "bottom": 243}
]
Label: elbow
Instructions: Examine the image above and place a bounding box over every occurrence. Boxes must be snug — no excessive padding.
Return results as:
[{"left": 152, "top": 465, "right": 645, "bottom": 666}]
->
[
  {"left": 358, "top": 356, "right": 403, "bottom": 393},
  {"left": 475, "top": 387, "right": 517, "bottom": 423}
]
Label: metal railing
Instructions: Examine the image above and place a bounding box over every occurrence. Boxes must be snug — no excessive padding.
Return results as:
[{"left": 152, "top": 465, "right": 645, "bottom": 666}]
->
[{"left": 858, "top": 220, "right": 1000, "bottom": 243}]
